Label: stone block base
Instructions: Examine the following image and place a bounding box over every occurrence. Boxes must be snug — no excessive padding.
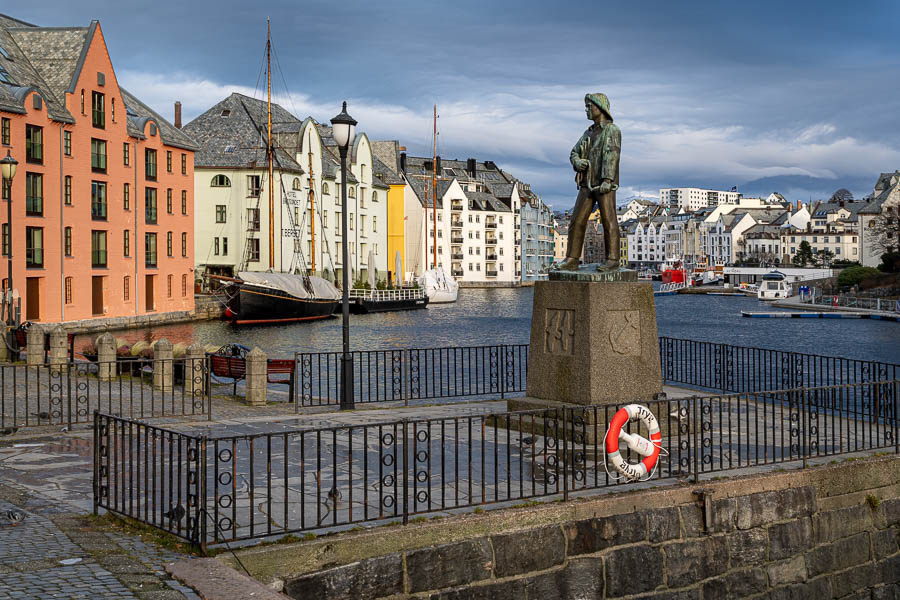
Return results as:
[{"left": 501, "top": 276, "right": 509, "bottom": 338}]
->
[{"left": 526, "top": 280, "right": 662, "bottom": 406}]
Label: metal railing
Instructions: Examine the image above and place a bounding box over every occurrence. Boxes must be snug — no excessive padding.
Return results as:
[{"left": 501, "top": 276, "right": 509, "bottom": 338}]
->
[
  {"left": 296, "top": 345, "right": 529, "bottom": 407},
  {"left": 2, "top": 357, "right": 211, "bottom": 430},
  {"left": 94, "top": 379, "right": 899, "bottom": 546},
  {"left": 659, "top": 337, "right": 899, "bottom": 395},
  {"left": 348, "top": 288, "right": 426, "bottom": 302},
  {"left": 803, "top": 294, "right": 900, "bottom": 313}
]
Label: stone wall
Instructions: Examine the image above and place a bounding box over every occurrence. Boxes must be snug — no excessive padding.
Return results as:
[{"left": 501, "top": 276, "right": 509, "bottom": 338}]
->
[
  {"left": 235, "top": 456, "right": 900, "bottom": 600},
  {"left": 40, "top": 295, "right": 223, "bottom": 334}
]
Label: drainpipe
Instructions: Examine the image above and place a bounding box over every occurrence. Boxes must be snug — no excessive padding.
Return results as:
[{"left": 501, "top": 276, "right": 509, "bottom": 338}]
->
[
  {"left": 134, "top": 139, "right": 139, "bottom": 317},
  {"left": 59, "top": 126, "right": 65, "bottom": 322}
]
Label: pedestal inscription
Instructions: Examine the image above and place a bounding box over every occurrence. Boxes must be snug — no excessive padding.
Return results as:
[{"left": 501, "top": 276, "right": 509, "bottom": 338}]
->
[{"left": 526, "top": 281, "right": 662, "bottom": 406}]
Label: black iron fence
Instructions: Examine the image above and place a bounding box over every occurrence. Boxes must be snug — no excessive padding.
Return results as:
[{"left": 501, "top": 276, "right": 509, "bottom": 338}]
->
[
  {"left": 294, "top": 339, "right": 899, "bottom": 408},
  {"left": 659, "top": 337, "right": 900, "bottom": 395},
  {"left": 95, "top": 379, "right": 899, "bottom": 546},
  {"left": 295, "top": 345, "right": 529, "bottom": 407},
  {"left": 2, "top": 357, "right": 210, "bottom": 430}
]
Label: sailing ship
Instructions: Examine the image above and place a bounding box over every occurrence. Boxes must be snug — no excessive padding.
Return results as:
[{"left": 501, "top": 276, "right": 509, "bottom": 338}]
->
[
  {"left": 218, "top": 21, "right": 340, "bottom": 325},
  {"left": 416, "top": 105, "right": 459, "bottom": 303}
]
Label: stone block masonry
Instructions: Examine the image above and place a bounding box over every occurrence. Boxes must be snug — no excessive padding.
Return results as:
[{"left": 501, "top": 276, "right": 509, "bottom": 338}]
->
[{"left": 237, "top": 455, "right": 900, "bottom": 600}]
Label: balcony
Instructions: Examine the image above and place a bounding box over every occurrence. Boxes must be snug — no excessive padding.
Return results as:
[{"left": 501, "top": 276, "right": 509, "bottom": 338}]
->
[
  {"left": 485, "top": 221, "right": 497, "bottom": 229},
  {"left": 452, "top": 253, "right": 464, "bottom": 260},
  {"left": 451, "top": 201, "right": 463, "bottom": 212},
  {"left": 451, "top": 236, "right": 464, "bottom": 244},
  {"left": 452, "top": 269, "right": 463, "bottom": 277},
  {"left": 485, "top": 236, "right": 497, "bottom": 245},
  {"left": 486, "top": 253, "right": 497, "bottom": 261},
  {"left": 451, "top": 219, "right": 463, "bottom": 228},
  {"left": 486, "top": 270, "right": 498, "bottom": 277}
]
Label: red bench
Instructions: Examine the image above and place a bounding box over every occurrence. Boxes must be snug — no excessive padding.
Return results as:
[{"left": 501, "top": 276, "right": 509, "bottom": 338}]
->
[{"left": 208, "top": 354, "right": 295, "bottom": 400}]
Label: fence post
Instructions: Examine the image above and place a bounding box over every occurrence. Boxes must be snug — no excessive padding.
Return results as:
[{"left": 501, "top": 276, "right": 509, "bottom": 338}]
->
[
  {"left": 185, "top": 343, "right": 206, "bottom": 404},
  {"left": 246, "top": 347, "right": 267, "bottom": 406},
  {"left": 153, "top": 339, "right": 174, "bottom": 392},
  {"left": 199, "top": 435, "right": 208, "bottom": 553},
  {"left": 693, "top": 396, "right": 700, "bottom": 484},
  {"left": 500, "top": 345, "right": 506, "bottom": 400},
  {"left": 562, "top": 408, "right": 569, "bottom": 501},
  {"left": 402, "top": 418, "right": 409, "bottom": 525},
  {"left": 26, "top": 325, "right": 43, "bottom": 366},
  {"left": 48, "top": 326, "right": 68, "bottom": 373},
  {"left": 801, "top": 388, "right": 807, "bottom": 469},
  {"left": 894, "top": 380, "right": 898, "bottom": 455},
  {"left": 97, "top": 333, "right": 116, "bottom": 382},
  {"left": 92, "top": 411, "right": 99, "bottom": 515},
  {"left": 402, "top": 349, "right": 409, "bottom": 407}
]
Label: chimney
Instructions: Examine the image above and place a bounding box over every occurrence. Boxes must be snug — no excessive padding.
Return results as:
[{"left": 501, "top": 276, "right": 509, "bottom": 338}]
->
[
  {"left": 467, "top": 158, "right": 476, "bottom": 178},
  {"left": 174, "top": 101, "right": 182, "bottom": 129},
  {"left": 400, "top": 152, "right": 407, "bottom": 173},
  {"left": 435, "top": 155, "right": 441, "bottom": 175}
]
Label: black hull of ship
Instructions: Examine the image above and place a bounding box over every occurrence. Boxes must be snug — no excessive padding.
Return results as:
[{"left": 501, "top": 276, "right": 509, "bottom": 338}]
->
[
  {"left": 227, "top": 283, "right": 338, "bottom": 325},
  {"left": 347, "top": 296, "right": 429, "bottom": 314}
]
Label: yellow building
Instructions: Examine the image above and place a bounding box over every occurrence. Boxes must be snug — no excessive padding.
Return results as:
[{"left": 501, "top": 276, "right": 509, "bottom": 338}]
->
[{"left": 372, "top": 141, "right": 409, "bottom": 284}]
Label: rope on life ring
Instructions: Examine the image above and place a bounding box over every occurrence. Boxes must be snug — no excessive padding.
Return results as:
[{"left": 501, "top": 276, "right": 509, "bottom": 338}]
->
[{"left": 604, "top": 404, "right": 664, "bottom": 482}]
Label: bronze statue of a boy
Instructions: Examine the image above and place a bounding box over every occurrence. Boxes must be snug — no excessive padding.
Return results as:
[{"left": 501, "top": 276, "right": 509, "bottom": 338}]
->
[{"left": 556, "top": 93, "right": 621, "bottom": 271}]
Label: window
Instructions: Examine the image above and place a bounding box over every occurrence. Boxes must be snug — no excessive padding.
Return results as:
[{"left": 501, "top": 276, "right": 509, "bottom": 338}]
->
[
  {"left": 80, "top": 89, "right": 84, "bottom": 114},
  {"left": 323, "top": 211, "right": 328, "bottom": 227},
  {"left": 123, "top": 142, "right": 130, "bottom": 166},
  {"left": 215, "top": 205, "right": 226, "bottom": 223},
  {"left": 350, "top": 213, "right": 354, "bottom": 230},
  {"left": 323, "top": 183, "right": 330, "bottom": 195},
  {"left": 111, "top": 98, "right": 115, "bottom": 122},
  {"left": 248, "top": 175, "right": 261, "bottom": 197},
  {"left": 166, "top": 231, "right": 173, "bottom": 257},
  {"left": 145, "top": 188, "right": 157, "bottom": 224},
  {"left": 247, "top": 208, "right": 260, "bottom": 231},
  {"left": 182, "top": 274, "right": 187, "bottom": 297},
  {"left": 64, "top": 227, "right": 72, "bottom": 256},
  {"left": 222, "top": 237, "right": 228, "bottom": 255},
  {"left": 360, "top": 215, "right": 366, "bottom": 233},
  {"left": 181, "top": 232, "right": 187, "bottom": 257},
  {"left": 211, "top": 174, "right": 230, "bottom": 187},
  {"left": 1, "top": 118, "right": 9, "bottom": 145},
  {"left": 248, "top": 238, "right": 260, "bottom": 262},
  {"left": 25, "top": 125, "right": 42, "bottom": 163},
  {"left": 1, "top": 177, "right": 7, "bottom": 201},
  {"left": 349, "top": 187, "right": 356, "bottom": 199},
  {"left": 145, "top": 149, "right": 157, "bottom": 180},
  {"left": 25, "top": 226, "right": 43, "bottom": 267},
  {"left": 292, "top": 178, "right": 301, "bottom": 190},
  {"left": 91, "top": 230, "right": 107, "bottom": 267},
  {"left": 25, "top": 173, "right": 43, "bottom": 215},
  {"left": 181, "top": 153, "right": 186, "bottom": 175},
  {"left": 123, "top": 229, "right": 130, "bottom": 257},
  {"left": 64, "top": 176, "right": 72, "bottom": 205},
  {"left": 166, "top": 151, "right": 172, "bottom": 173},
  {"left": 372, "top": 191, "right": 378, "bottom": 203},
  {"left": 123, "top": 276, "right": 130, "bottom": 301},
  {"left": 123, "top": 183, "right": 130, "bottom": 210},
  {"left": 65, "top": 277, "right": 73, "bottom": 304},
  {"left": 92, "top": 91, "right": 105, "bottom": 128},
  {"left": 166, "top": 188, "right": 173, "bottom": 213},
  {"left": 181, "top": 190, "right": 187, "bottom": 215},
  {"left": 63, "top": 131, "right": 72, "bottom": 156},
  {"left": 167, "top": 274, "right": 172, "bottom": 298},
  {"left": 91, "top": 181, "right": 107, "bottom": 220},
  {"left": 373, "top": 216, "right": 377, "bottom": 232},
  {"left": 145, "top": 233, "right": 157, "bottom": 267},
  {"left": 214, "top": 237, "right": 220, "bottom": 255}
]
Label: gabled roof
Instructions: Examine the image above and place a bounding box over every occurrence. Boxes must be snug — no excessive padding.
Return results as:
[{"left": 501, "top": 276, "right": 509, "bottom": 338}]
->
[
  {"left": 182, "top": 92, "right": 301, "bottom": 171},
  {"left": 119, "top": 87, "right": 197, "bottom": 151},
  {"left": 372, "top": 155, "right": 404, "bottom": 185}
]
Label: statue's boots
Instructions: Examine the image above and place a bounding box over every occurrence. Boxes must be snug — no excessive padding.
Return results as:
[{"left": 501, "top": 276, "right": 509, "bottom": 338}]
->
[
  {"left": 597, "top": 259, "right": 620, "bottom": 271},
  {"left": 555, "top": 257, "right": 580, "bottom": 271}
]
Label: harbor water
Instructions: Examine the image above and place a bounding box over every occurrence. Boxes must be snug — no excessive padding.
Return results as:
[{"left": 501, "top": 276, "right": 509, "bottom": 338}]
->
[{"left": 85, "top": 287, "right": 900, "bottom": 365}]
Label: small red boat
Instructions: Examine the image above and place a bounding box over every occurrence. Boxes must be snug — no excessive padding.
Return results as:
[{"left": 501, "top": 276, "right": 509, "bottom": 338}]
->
[{"left": 661, "top": 260, "right": 687, "bottom": 285}]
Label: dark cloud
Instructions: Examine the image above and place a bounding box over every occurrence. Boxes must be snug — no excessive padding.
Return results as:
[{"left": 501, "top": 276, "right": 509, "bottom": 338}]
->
[{"left": 15, "top": 0, "right": 899, "bottom": 206}]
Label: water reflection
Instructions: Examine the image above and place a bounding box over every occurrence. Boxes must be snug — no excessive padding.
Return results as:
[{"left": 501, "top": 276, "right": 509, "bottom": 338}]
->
[{"left": 76, "top": 288, "right": 900, "bottom": 364}]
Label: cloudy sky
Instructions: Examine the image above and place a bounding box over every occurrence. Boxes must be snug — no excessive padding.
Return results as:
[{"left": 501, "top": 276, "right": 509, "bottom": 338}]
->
[{"left": 17, "top": 0, "right": 900, "bottom": 209}]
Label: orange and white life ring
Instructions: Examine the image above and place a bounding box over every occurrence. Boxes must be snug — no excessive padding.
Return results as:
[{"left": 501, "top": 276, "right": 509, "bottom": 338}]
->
[{"left": 605, "top": 404, "right": 662, "bottom": 481}]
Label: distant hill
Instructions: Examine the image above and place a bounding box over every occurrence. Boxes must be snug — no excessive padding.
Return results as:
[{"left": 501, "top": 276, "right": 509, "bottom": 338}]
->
[{"left": 737, "top": 175, "right": 874, "bottom": 202}]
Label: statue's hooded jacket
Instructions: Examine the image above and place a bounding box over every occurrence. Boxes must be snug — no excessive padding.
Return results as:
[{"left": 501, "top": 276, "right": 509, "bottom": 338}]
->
[{"left": 570, "top": 119, "right": 621, "bottom": 192}]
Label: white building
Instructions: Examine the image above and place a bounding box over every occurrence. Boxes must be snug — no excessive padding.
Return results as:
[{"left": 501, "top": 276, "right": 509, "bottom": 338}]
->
[
  {"left": 659, "top": 187, "right": 741, "bottom": 211},
  {"left": 185, "top": 93, "right": 389, "bottom": 284},
  {"left": 860, "top": 171, "right": 900, "bottom": 267}
]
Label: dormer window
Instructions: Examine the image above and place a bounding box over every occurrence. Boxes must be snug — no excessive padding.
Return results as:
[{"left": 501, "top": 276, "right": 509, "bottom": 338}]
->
[
  {"left": 221, "top": 109, "right": 231, "bottom": 117},
  {"left": 92, "top": 91, "right": 105, "bottom": 128}
]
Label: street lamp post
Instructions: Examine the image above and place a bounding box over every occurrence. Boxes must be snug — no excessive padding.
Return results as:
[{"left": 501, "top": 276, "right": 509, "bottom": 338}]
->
[
  {"left": 330, "top": 102, "right": 357, "bottom": 410},
  {"left": 1, "top": 150, "right": 18, "bottom": 327}
]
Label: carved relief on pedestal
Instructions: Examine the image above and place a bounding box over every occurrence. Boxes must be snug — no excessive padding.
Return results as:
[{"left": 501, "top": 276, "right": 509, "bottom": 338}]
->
[
  {"left": 607, "top": 310, "right": 640, "bottom": 356},
  {"left": 544, "top": 308, "right": 575, "bottom": 356}
]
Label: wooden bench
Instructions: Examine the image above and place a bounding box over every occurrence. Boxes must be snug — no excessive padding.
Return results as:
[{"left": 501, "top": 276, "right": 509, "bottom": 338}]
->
[{"left": 208, "top": 354, "right": 295, "bottom": 400}]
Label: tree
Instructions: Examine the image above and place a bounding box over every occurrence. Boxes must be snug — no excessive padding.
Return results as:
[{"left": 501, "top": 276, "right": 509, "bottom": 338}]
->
[
  {"left": 878, "top": 250, "right": 900, "bottom": 273},
  {"left": 837, "top": 266, "right": 881, "bottom": 288},
  {"left": 829, "top": 188, "right": 853, "bottom": 203},
  {"left": 814, "top": 249, "right": 834, "bottom": 267},
  {"left": 867, "top": 206, "right": 899, "bottom": 257},
  {"left": 792, "top": 240, "right": 814, "bottom": 266}
]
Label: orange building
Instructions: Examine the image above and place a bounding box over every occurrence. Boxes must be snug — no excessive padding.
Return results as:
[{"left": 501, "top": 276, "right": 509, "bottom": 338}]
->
[{"left": 0, "top": 14, "right": 196, "bottom": 323}]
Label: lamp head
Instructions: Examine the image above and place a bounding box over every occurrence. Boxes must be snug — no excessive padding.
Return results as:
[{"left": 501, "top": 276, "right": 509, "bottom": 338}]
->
[
  {"left": 0, "top": 150, "right": 17, "bottom": 182},
  {"left": 330, "top": 101, "right": 357, "bottom": 150}
]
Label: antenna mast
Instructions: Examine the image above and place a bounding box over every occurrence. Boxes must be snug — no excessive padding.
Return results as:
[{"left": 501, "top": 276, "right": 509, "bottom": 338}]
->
[
  {"left": 266, "top": 18, "right": 275, "bottom": 269},
  {"left": 432, "top": 105, "right": 437, "bottom": 269},
  {"left": 308, "top": 150, "right": 316, "bottom": 274}
]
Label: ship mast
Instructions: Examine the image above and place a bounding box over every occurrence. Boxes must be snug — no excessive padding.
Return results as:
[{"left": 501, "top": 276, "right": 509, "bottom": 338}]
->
[
  {"left": 432, "top": 105, "right": 437, "bottom": 269},
  {"left": 266, "top": 18, "right": 275, "bottom": 270},
  {"left": 308, "top": 150, "right": 316, "bottom": 274}
]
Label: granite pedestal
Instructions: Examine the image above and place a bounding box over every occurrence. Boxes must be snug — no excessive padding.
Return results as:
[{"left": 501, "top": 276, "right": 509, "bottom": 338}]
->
[{"left": 525, "top": 268, "right": 662, "bottom": 406}]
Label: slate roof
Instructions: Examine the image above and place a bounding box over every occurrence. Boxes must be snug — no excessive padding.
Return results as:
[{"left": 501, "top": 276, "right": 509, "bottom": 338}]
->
[
  {"left": 405, "top": 176, "right": 451, "bottom": 208},
  {"left": 371, "top": 140, "right": 401, "bottom": 174},
  {"left": 372, "top": 156, "right": 404, "bottom": 185},
  {"left": 182, "top": 92, "right": 301, "bottom": 172},
  {"left": 0, "top": 14, "right": 195, "bottom": 150}
]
